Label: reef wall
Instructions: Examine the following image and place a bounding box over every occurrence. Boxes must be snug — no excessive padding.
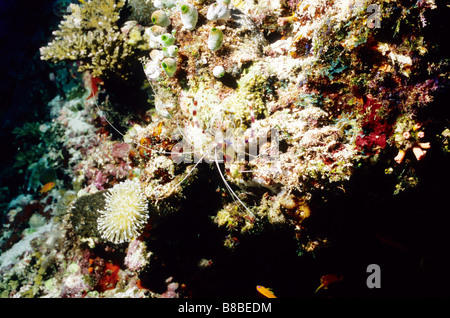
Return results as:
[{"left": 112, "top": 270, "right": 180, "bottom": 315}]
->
[{"left": 0, "top": 0, "right": 449, "bottom": 298}]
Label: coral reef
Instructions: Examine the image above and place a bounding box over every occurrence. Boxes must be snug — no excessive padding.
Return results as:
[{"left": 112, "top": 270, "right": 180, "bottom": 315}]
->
[
  {"left": 39, "top": 0, "right": 149, "bottom": 80},
  {"left": 1, "top": 0, "right": 449, "bottom": 299}
]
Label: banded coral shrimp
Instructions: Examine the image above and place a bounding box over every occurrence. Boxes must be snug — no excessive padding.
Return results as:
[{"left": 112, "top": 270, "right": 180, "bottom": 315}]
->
[{"left": 91, "top": 88, "right": 280, "bottom": 221}]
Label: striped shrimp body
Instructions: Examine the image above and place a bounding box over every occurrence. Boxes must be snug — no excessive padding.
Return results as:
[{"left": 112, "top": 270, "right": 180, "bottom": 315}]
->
[{"left": 94, "top": 96, "right": 257, "bottom": 217}]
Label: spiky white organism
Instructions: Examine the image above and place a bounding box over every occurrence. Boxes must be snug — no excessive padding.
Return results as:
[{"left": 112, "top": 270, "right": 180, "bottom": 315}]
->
[{"left": 97, "top": 180, "right": 149, "bottom": 244}]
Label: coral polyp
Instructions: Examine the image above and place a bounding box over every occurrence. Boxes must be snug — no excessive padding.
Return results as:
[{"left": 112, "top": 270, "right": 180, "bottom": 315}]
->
[{"left": 97, "top": 180, "right": 149, "bottom": 244}]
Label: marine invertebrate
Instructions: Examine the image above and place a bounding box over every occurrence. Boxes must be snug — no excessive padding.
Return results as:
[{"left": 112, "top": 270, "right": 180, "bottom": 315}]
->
[
  {"left": 154, "top": 0, "right": 178, "bottom": 9},
  {"left": 96, "top": 261, "right": 121, "bottom": 292},
  {"left": 28, "top": 213, "right": 47, "bottom": 230},
  {"left": 111, "top": 143, "right": 132, "bottom": 161},
  {"left": 61, "top": 263, "right": 93, "bottom": 297},
  {"left": 212, "top": 65, "right": 225, "bottom": 78},
  {"left": 355, "top": 95, "right": 391, "bottom": 155},
  {"left": 208, "top": 27, "right": 224, "bottom": 52},
  {"left": 127, "top": 0, "right": 156, "bottom": 24},
  {"left": 160, "top": 33, "right": 176, "bottom": 47},
  {"left": 163, "top": 45, "right": 179, "bottom": 57},
  {"left": 393, "top": 119, "right": 431, "bottom": 164},
  {"left": 146, "top": 25, "right": 167, "bottom": 44},
  {"left": 151, "top": 9, "right": 171, "bottom": 27},
  {"left": 16, "top": 0, "right": 446, "bottom": 300},
  {"left": 161, "top": 58, "right": 177, "bottom": 77},
  {"left": 124, "top": 239, "right": 151, "bottom": 273},
  {"left": 180, "top": 3, "right": 198, "bottom": 31},
  {"left": 160, "top": 277, "right": 180, "bottom": 298},
  {"left": 97, "top": 180, "right": 149, "bottom": 244},
  {"left": 70, "top": 191, "right": 108, "bottom": 238},
  {"left": 207, "top": 1, "right": 231, "bottom": 21},
  {"left": 39, "top": 0, "right": 145, "bottom": 80}
]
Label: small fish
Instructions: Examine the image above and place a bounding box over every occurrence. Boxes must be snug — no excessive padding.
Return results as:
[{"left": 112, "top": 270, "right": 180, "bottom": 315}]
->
[
  {"left": 315, "top": 274, "right": 343, "bottom": 293},
  {"left": 256, "top": 285, "right": 277, "bottom": 298},
  {"left": 39, "top": 182, "right": 55, "bottom": 194}
]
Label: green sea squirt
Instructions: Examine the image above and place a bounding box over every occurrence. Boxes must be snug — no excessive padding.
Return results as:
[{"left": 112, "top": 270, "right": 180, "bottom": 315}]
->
[
  {"left": 151, "top": 10, "right": 171, "bottom": 27},
  {"left": 208, "top": 27, "right": 224, "bottom": 52},
  {"left": 180, "top": 4, "right": 198, "bottom": 31},
  {"left": 161, "top": 57, "right": 177, "bottom": 77}
]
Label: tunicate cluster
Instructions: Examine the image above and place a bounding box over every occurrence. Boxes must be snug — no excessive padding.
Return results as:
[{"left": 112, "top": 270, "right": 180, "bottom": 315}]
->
[
  {"left": 159, "top": 33, "right": 176, "bottom": 46},
  {"left": 143, "top": 1, "right": 232, "bottom": 80},
  {"left": 142, "top": 6, "right": 183, "bottom": 78}
]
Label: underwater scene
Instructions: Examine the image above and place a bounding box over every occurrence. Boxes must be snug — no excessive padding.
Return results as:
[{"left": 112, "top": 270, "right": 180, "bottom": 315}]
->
[{"left": 0, "top": 0, "right": 449, "bottom": 302}]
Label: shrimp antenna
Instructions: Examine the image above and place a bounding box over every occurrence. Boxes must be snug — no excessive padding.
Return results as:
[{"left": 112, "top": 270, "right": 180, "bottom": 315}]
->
[
  {"left": 164, "top": 151, "right": 208, "bottom": 198},
  {"left": 214, "top": 148, "right": 255, "bottom": 217},
  {"left": 94, "top": 99, "right": 126, "bottom": 139},
  {"left": 93, "top": 98, "right": 175, "bottom": 156}
]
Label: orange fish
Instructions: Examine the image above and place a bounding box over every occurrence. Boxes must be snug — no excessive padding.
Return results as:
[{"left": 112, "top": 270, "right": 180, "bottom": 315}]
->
[
  {"left": 39, "top": 182, "right": 55, "bottom": 194},
  {"left": 256, "top": 285, "right": 277, "bottom": 298},
  {"left": 315, "top": 274, "right": 343, "bottom": 293}
]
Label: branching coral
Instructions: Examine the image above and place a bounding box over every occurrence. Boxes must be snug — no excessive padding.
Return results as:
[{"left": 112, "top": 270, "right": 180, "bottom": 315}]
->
[{"left": 40, "top": 0, "right": 147, "bottom": 80}]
